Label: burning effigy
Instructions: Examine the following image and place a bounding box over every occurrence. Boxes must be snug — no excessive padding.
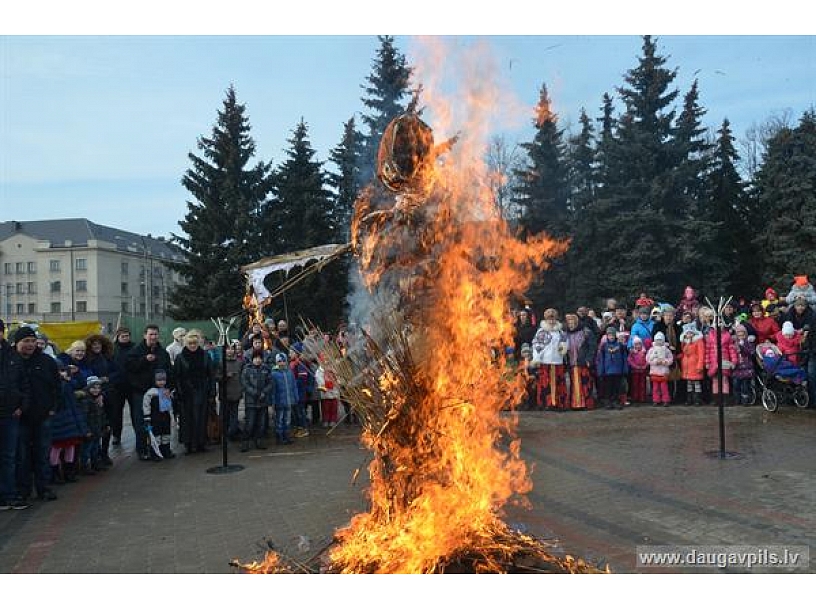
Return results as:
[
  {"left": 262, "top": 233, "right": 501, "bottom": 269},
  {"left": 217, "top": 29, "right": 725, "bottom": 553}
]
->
[{"left": 236, "top": 59, "right": 602, "bottom": 573}]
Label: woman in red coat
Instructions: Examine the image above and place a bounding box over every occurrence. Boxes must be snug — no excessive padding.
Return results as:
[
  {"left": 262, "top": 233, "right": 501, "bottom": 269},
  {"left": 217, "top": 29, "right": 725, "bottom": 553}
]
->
[
  {"left": 749, "top": 303, "right": 780, "bottom": 344},
  {"left": 705, "top": 328, "right": 739, "bottom": 402}
]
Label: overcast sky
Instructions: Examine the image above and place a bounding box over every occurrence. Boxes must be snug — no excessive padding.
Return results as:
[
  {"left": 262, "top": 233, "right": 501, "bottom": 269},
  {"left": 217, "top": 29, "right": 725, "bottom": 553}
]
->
[{"left": 2, "top": 5, "right": 814, "bottom": 237}]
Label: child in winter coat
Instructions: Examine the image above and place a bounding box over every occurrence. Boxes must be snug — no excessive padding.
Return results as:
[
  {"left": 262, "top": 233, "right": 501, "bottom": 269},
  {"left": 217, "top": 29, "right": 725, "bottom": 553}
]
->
[
  {"left": 316, "top": 356, "right": 341, "bottom": 425},
  {"left": 646, "top": 332, "right": 674, "bottom": 406},
  {"left": 240, "top": 353, "right": 273, "bottom": 451},
  {"left": 774, "top": 321, "right": 804, "bottom": 366},
  {"left": 627, "top": 336, "right": 649, "bottom": 404},
  {"left": 680, "top": 325, "right": 706, "bottom": 405},
  {"left": 49, "top": 363, "right": 90, "bottom": 484},
  {"left": 595, "top": 326, "right": 629, "bottom": 410},
  {"left": 732, "top": 325, "right": 756, "bottom": 405},
  {"left": 142, "top": 370, "right": 175, "bottom": 460},
  {"left": 705, "top": 328, "right": 739, "bottom": 403},
  {"left": 78, "top": 376, "right": 109, "bottom": 473},
  {"left": 270, "top": 352, "right": 298, "bottom": 445}
]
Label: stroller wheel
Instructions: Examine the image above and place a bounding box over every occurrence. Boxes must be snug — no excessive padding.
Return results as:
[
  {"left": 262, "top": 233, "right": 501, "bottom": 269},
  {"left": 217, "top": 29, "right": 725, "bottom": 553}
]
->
[
  {"left": 794, "top": 386, "right": 809, "bottom": 409},
  {"left": 762, "top": 389, "right": 778, "bottom": 413}
]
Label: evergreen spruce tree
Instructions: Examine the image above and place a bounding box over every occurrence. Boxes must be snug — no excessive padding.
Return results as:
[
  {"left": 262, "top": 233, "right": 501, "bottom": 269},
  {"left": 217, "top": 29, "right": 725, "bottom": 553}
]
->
[
  {"left": 359, "top": 35, "right": 413, "bottom": 182},
  {"left": 328, "top": 116, "right": 364, "bottom": 241},
  {"left": 754, "top": 110, "right": 816, "bottom": 288},
  {"left": 512, "top": 83, "right": 571, "bottom": 309},
  {"left": 700, "top": 118, "right": 751, "bottom": 296},
  {"left": 263, "top": 119, "right": 345, "bottom": 328},
  {"left": 169, "top": 85, "right": 271, "bottom": 319}
]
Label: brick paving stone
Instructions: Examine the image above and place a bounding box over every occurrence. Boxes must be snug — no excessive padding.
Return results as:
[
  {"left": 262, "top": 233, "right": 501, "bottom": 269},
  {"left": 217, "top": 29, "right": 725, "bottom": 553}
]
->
[{"left": 1, "top": 404, "right": 814, "bottom": 573}]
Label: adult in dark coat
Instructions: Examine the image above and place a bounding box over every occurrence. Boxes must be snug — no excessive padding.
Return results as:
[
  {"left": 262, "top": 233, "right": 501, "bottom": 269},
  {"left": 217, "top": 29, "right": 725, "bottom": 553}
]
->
[
  {"left": 110, "top": 327, "right": 135, "bottom": 446},
  {"left": 126, "top": 325, "right": 172, "bottom": 461},
  {"left": 514, "top": 310, "right": 537, "bottom": 356},
  {"left": 0, "top": 320, "right": 27, "bottom": 509},
  {"left": 783, "top": 297, "right": 816, "bottom": 332},
  {"left": 173, "top": 332, "right": 215, "bottom": 454},
  {"left": 10, "top": 326, "right": 62, "bottom": 501}
]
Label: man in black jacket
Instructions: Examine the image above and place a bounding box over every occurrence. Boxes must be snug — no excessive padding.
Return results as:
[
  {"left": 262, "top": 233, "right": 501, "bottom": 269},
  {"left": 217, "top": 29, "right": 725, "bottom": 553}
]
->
[
  {"left": 10, "top": 326, "right": 61, "bottom": 502},
  {"left": 126, "top": 325, "right": 172, "bottom": 460},
  {"left": 110, "top": 327, "right": 135, "bottom": 446},
  {"left": 0, "top": 320, "right": 29, "bottom": 510}
]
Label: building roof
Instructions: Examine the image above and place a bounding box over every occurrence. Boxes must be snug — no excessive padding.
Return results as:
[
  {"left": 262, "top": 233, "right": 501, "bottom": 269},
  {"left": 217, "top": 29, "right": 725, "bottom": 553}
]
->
[{"left": 0, "top": 218, "right": 183, "bottom": 260}]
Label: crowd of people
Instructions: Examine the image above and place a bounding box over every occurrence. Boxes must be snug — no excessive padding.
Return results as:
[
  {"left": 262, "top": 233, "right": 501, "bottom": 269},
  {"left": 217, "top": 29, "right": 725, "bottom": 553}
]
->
[
  {"left": 510, "top": 276, "right": 816, "bottom": 412},
  {"left": 0, "top": 316, "right": 349, "bottom": 511}
]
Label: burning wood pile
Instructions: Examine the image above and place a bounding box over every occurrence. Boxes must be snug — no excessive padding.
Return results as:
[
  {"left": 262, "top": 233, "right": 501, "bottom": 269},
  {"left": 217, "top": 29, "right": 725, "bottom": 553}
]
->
[{"left": 234, "top": 72, "right": 604, "bottom": 573}]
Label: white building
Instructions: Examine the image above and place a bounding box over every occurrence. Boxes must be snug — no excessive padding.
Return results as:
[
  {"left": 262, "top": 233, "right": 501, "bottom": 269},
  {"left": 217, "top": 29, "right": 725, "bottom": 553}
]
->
[{"left": 0, "top": 219, "right": 185, "bottom": 332}]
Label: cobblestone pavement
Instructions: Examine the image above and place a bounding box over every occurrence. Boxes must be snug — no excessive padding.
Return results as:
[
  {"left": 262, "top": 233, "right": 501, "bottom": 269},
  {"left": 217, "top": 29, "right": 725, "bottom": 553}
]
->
[{"left": 1, "top": 404, "right": 813, "bottom": 573}]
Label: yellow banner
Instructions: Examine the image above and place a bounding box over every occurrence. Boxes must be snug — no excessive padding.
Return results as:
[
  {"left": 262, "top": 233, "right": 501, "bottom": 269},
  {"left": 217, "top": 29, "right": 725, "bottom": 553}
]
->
[{"left": 39, "top": 321, "right": 104, "bottom": 352}]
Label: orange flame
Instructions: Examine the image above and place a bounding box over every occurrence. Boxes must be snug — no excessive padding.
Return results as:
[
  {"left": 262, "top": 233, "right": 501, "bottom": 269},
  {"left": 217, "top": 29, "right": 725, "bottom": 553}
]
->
[{"left": 333, "top": 40, "right": 568, "bottom": 573}]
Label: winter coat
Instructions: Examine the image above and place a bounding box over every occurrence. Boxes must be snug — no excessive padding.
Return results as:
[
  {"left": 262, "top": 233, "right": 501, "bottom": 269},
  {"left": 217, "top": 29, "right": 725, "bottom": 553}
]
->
[
  {"left": 680, "top": 332, "right": 706, "bottom": 381},
  {"left": 531, "top": 322, "right": 566, "bottom": 366},
  {"left": 9, "top": 349, "right": 63, "bottom": 423},
  {"left": 733, "top": 338, "right": 756, "bottom": 380},
  {"left": 652, "top": 320, "right": 681, "bottom": 355},
  {"left": 514, "top": 318, "right": 537, "bottom": 355},
  {"left": 78, "top": 392, "right": 108, "bottom": 437},
  {"left": 290, "top": 359, "right": 314, "bottom": 403},
  {"left": 127, "top": 340, "right": 173, "bottom": 393},
  {"left": 112, "top": 340, "right": 135, "bottom": 393},
  {"left": 270, "top": 366, "right": 298, "bottom": 407},
  {"left": 783, "top": 305, "right": 816, "bottom": 331},
  {"left": 627, "top": 347, "right": 649, "bottom": 373},
  {"left": 628, "top": 318, "right": 654, "bottom": 349},
  {"left": 705, "top": 331, "right": 739, "bottom": 377},
  {"left": 785, "top": 283, "right": 816, "bottom": 308},
  {"left": 595, "top": 339, "right": 628, "bottom": 377},
  {"left": 240, "top": 363, "right": 273, "bottom": 408},
  {"left": 173, "top": 347, "right": 214, "bottom": 404},
  {"left": 56, "top": 353, "right": 91, "bottom": 391},
  {"left": 50, "top": 383, "right": 90, "bottom": 442},
  {"left": 646, "top": 344, "right": 674, "bottom": 378},
  {"left": 0, "top": 339, "right": 22, "bottom": 417},
  {"left": 750, "top": 316, "right": 780, "bottom": 344},
  {"left": 315, "top": 366, "right": 340, "bottom": 400},
  {"left": 774, "top": 330, "right": 803, "bottom": 366},
  {"left": 564, "top": 326, "right": 596, "bottom": 367}
]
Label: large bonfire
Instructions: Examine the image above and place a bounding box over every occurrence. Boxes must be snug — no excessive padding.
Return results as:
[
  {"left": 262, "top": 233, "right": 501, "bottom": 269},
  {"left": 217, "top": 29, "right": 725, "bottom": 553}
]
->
[{"left": 238, "top": 42, "right": 600, "bottom": 574}]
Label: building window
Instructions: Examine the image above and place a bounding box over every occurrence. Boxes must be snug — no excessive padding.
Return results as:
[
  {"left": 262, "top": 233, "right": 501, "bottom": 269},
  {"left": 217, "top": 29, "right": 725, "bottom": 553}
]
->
[
  {"left": 139, "top": 303, "right": 146, "bottom": 315},
  {"left": 153, "top": 303, "right": 160, "bottom": 314},
  {"left": 75, "top": 258, "right": 87, "bottom": 271},
  {"left": 27, "top": 261, "right": 36, "bottom": 273},
  {"left": 121, "top": 261, "right": 129, "bottom": 274},
  {"left": 16, "top": 283, "right": 24, "bottom": 295},
  {"left": 121, "top": 282, "right": 129, "bottom": 295},
  {"left": 3, "top": 263, "right": 11, "bottom": 274},
  {"left": 27, "top": 282, "right": 36, "bottom": 294},
  {"left": 15, "top": 262, "right": 24, "bottom": 274},
  {"left": 121, "top": 302, "right": 130, "bottom": 313},
  {"left": 50, "top": 302, "right": 61, "bottom": 313},
  {"left": 76, "top": 280, "right": 87, "bottom": 292},
  {"left": 28, "top": 303, "right": 36, "bottom": 314},
  {"left": 76, "top": 301, "right": 87, "bottom": 313},
  {"left": 5, "top": 283, "right": 13, "bottom": 295},
  {"left": 50, "top": 281, "right": 61, "bottom": 293},
  {"left": 16, "top": 303, "right": 24, "bottom": 314},
  {"left": 50, "top": 260, "right": 60, "bottom": 272},
  {"left": 140, "top": 284, "right": 146, "bottom": 297}
]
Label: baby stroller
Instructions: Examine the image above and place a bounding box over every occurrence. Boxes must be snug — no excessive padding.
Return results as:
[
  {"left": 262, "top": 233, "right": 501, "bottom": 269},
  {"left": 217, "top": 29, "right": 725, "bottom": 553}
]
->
[{"left": 754, "top": 343, "right": 809, "bottom": 412}]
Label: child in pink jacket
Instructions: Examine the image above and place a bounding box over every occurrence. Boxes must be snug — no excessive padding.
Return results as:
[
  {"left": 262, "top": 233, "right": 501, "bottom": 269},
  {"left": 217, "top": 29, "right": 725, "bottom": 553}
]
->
[
  {"left": 627, "top": 336, "right": 649, "bottom": 403},
  {"left": 705, "top": 329, "right": 739, "bottom": 402}
]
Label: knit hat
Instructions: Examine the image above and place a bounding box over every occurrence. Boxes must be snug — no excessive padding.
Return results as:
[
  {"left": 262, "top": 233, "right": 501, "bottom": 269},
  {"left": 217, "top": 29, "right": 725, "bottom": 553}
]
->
[
  {"left": 794, "top": 275, "right": 808, "bottom": 287},
  {"left": 654, "top": 332, "right": 666, "bottom": 343},
  {"left": 13, "top": 326, "right": 36, "bottom": 342},
  {"left": 86, "top": 376, "right": 102, "bottom": 389},
  {"left": 605, "top": 326, "right": 617, "bottom": 336},
  {"left": 782, "top": 321, "right": 795, "bottom": 337},
  {"left": 632, "top": 336, "right": 643, "bottom": 345},
  {"left": 765, "top": 287, "right": 777, "bottom": 297},
  {"left": 734, "top": 324, "right": 747, "bottom": 335},
  {"left": 764, "top": 348, "right": 776, "bottom": 358},
  {"left": 275, "top": 352, "right": 288, "bottom": 363},
  {"left": 154, "top": 369, "right": 167, "bottom": 382}
]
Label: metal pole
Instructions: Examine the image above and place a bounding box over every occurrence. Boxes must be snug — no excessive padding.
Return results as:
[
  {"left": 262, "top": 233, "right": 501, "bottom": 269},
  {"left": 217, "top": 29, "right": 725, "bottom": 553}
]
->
[
  {"left": 207, "top": 317, "right": 243, "bottom": 475},
  {"left": 716, "top": 316, "right": 726, "bottom": 458}
]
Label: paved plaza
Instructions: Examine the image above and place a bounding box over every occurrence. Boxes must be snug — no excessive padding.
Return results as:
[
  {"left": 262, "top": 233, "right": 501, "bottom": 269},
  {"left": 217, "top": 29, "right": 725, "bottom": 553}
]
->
[{"left": 1, "top": 404, "right": 814, "bottom": 573}]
